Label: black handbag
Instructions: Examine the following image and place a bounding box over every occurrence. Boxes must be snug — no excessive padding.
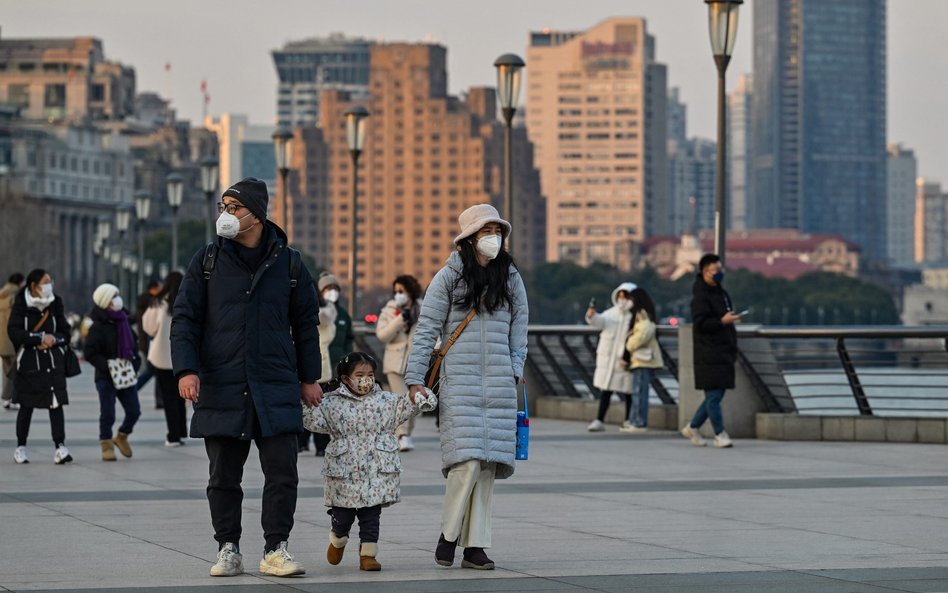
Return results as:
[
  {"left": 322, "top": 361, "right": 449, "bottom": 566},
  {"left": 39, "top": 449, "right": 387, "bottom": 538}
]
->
[{"left": 63, "top": 346, "right": 82, "bottom": 378}]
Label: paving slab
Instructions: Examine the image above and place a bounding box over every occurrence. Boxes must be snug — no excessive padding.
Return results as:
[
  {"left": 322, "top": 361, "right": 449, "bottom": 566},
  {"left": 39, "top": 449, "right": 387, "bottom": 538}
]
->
[{"left": 1, "top": 367, "right": 946, "bottom": 592}]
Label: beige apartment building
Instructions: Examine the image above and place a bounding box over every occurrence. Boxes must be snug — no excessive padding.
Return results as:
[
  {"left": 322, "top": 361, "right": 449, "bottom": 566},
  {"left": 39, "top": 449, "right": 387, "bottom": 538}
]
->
[
  {"left": 526, "top": 18, "right": 667, "bottom": 270},
  {"left": 0, "top": 35, "right": 134, "bottom": 123},
  {"left": 287, "top": 44, "right": 545, "bottom": 314}
]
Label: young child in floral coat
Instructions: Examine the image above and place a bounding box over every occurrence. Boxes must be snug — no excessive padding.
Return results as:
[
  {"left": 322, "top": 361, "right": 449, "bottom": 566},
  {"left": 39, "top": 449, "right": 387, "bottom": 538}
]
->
[{"left": 302, "top": 352, "right": 436, "bottom": 571}]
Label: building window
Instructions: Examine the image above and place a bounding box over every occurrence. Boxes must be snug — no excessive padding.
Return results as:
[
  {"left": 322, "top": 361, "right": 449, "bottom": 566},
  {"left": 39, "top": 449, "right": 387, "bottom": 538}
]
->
[
  {"left": 7, "top": 84, "right": 29, "bottom": 108},
  {"left": 44, "top": 84, "right": 66, "bottom": 108}
]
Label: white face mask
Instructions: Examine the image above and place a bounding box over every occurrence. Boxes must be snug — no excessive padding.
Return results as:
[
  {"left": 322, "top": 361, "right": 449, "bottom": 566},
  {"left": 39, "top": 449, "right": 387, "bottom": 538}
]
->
[
  {"left": 323, "top": 289, "right": 339, "bottom": 303},
  {"left": 347, "top": 375, "right": 375, "bottom": 396},
  {"left": 476, "top": 234, "right": 502, "bottom": 260},
  {"left": 617, "top": 298, "right": 633, "bottom": 312},
  {"left": 216, "top": 211, "right": 255, "bottom": 239},
  {"left": 111, "top": 296, "right": 124, "bottom": 311},
  {"left": 393, "top": 292, "right": 409, "bottom": 306},
  {"left": 40, "top": 283, "right": 54, "bottom": 299}
]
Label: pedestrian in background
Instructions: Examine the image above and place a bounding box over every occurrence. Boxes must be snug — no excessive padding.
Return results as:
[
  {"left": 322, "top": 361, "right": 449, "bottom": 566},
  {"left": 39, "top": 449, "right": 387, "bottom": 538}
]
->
[
  {"left": 142, "top": 272, "right": 187, "bottom": 447},
  {"left": 1, "top": 272, "right": 24, "bottom": 410},
  {"left": 298, "top": 293, "right": 336, "bottom": 455},
  {"left": 8, "top": 269, "right": 72, "bottom": 464},
  {"left": 85, "top": 283, "right": 142, "bottom": 461},
  {"left": 681, "top": 253, "right": 739, "bottom": 449},
  {"left": 585, "top": 282, "right": 637, "bottom": 432},
  {"left": 315, "top": 272, "right": 353, "bottom": 456},
  {"left": 375, "top": 274, "right": 423, "bottom": 452},
  {"left": 135, "top": 280, "right": 162, "bottom": 408},
  {"left": 620, "top": 287, "right": 663, "bottom": 433},
  {"left": 406, "top": 204, "right": 529, "bottom": 571}
]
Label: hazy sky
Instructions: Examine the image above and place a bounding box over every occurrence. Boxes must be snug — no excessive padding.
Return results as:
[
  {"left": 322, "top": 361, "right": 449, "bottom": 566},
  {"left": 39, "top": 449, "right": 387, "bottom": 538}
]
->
[{"left": 2, "top": 0, "right": 945, "bottom": 178}]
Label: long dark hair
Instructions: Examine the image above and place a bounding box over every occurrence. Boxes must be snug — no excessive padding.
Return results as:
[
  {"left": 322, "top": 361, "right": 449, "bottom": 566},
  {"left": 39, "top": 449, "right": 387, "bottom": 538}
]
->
[
  {"left": 24, "top": 268, "right": 47, "bottom": 296},
  {"left": 155, "top": 271, "right": 183, "bottom": 313},
  {"left": 453, "top": 240, "right": 516, "bottom": 314},
  {"left": 629, "top": 287, "right": 657, "bottom": 329},
  {"left": 393, "top": 274, "right": 422, "bottom": 301}
]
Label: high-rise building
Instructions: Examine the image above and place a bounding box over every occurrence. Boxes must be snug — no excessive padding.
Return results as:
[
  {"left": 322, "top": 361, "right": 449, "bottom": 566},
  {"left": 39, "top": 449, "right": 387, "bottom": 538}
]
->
[
  {"left": 751, "top": 0, "right": 886, "bottom": 261},
  {"left": 727, "top": 73, "right": 752, "bottom": 231},
  {"left": 203, "top": 114, "right": 276, "bottom": 191},
  {"left": 667, "top": 87, "right": 715, "bottom": 237},
  {"left": 272, "top": 34, "right": 370, "bottom": 128},
  {"left": 887, "top": 144, "right": 917, "bottom": 269},
  {"left": 915, "top": 179, "right": 947, "bottom": 265},
  {"left": 526, "top": 18, "right": 668, "bottom": 269},
  {"left": 0, "top": 35, "right": 135, "bottom": 122},
  {"left": 287, "top": 44, "right": 546, "bottom": 312}
]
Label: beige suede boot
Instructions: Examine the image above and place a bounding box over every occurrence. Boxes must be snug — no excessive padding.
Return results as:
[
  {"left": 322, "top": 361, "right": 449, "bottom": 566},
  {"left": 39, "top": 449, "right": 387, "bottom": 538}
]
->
[
  {"left": 113, "top": 432, "right": 132, "bottom": 457},
  {"left": 100, "top": 439, "right": 117, "bottom": 462},
  {"left": 327, "top": 531, "right": 348, "bottom": 565},
  {"left": 359, "top": 542, "right": 381, "bottom": 571}
]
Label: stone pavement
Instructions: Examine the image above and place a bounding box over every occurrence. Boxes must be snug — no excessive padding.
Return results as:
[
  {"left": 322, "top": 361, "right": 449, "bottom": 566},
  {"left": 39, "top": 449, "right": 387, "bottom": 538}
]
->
[{"left": 1, "top": 367, "right": 946, "bottom": 592}]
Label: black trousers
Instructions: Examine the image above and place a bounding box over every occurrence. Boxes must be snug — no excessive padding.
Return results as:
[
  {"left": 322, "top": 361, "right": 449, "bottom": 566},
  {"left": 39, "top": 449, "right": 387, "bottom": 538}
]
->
[
  {"left": 204, "top": 428, "right": 299, "bottom": 553},
  {"left": 16, "top": 405, "right": 65, "bottom": 447},
  {"left": 154, "top": 369, "right": 187, "bottom": 443},
  {"left": 330, "top": 505, "right": 382, "bottom": 543},
  {"left": 596, "top": 389, "right": 631, "bottom": 422}
]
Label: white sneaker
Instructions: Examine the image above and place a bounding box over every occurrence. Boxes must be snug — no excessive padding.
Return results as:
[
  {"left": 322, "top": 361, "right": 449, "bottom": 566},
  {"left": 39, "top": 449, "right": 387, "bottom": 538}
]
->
[
  {"left": 210, "top": 542, "right": 243, "bottom": 577},
  {"left": 54, "top": 445, "right": 73, "bottom": 464},
  {"left": 587, "top": 419, "right": 605, "bottom": 432},
  {"left": 681, "top": 425, "right": 707, "bottom": 447},
  {"left": 620, "top": 421, "right": 648, "bottom": 433},
  {"left": 259, "top": 541, "right": 305, "bottom": 576},
  {"left": 713, "top": 431, "right": 734, "bottom": 448},
  {"left": 14, "top": 446, "right": 29, "bottom": 464},
  {"left": 2, "top": 400, "right": 12, "bottom": 409},
  {"left": 398, "top": 435, "right": 414, "bottom": 452},
  {"left": 165, "top": 440, "right": 184, "bottom": 448}
]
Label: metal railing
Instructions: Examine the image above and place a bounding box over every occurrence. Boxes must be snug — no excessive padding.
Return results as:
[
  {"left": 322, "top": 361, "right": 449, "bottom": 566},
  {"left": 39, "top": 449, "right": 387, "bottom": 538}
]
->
[{"left": 354, "top": 323, "right": 948, "bottom": 418}]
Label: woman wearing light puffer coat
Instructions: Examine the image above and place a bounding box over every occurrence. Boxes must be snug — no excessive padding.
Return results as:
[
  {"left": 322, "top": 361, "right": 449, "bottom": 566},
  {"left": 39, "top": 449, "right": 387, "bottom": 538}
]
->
[
  {"left": 405, "top": 204, "right": 528, "bottom": 572},
  {"left": 584, "top": 281, "right": 637, "bottom": 432}
]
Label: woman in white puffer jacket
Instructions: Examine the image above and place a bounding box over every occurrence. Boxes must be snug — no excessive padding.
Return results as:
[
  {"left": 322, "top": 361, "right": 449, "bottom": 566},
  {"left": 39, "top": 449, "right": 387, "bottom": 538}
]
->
[{"left": 585, "top": 281, "right": 637, "bottom": 432}]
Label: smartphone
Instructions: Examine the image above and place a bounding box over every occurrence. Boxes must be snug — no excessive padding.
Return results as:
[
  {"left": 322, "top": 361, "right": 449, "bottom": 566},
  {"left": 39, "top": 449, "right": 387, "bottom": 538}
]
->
[
  {"left": 588, "top": 297, "right": 596, "bottom": 308},
  {"left": 736, "top": 309, "right": 751, "bottom": 316}
]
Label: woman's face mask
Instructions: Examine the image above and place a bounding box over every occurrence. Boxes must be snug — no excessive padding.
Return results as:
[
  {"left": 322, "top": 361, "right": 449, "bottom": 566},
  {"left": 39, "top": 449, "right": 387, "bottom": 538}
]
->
[
  {"left": 111, "top": 296, "right": 124, "bottom": 311},
  {"left": 216, "top": 211, "right": 255, "bottom": 239},
  {"left": 618, "top": 298, "right": 633, "bottom": 312},
  {"left": 346, "top": 375, "right": 375, "bottom": 396},
  {"left": 323, "top": 289, "right": 339, "bottom": 303},
  {"left": 40, "top": 282, "right": 53, "bottom": 299},
  {"left": 393, "top": 292, "right": 409, "bottom": 306},
  {"left": 475, "top": 234, "right": 502, "bottom": 260}
]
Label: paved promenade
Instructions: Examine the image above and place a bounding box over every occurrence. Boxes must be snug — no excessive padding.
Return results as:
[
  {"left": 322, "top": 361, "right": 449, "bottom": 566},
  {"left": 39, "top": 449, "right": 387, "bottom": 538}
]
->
[{"left": 1, "top": 366, "right": 946, "bottom": 592}]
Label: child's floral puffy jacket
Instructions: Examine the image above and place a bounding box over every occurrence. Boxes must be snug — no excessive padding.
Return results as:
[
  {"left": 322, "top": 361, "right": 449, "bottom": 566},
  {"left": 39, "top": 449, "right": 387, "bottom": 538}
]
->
[{"left": 303, "top": 383, "right": 436, "bottom": 508}]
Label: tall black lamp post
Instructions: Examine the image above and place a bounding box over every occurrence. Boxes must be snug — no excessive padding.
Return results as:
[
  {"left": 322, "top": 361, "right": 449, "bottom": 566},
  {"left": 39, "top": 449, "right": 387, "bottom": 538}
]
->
[
  {"left": 166, "top": 172, "right": 184, "bottom": 269},
  {"left": 134, "top": 191, "right": 151, "bottom": 293},
  {"left": 344, "top": 105, "right": 369, "bottom": 317},
  {"left": 493, "top": 53, "right": 525, "bottom": 253},
  {"left": 199, "top": 155, "right": 219, "bottom": 244},
  {"left": 115, "top": 207, "right": 131, "bottom": 296},
  {"left": 705, "top": 0, "right": 743, "bottom": 261},
  {"left": 272, "top": 128, "right": 293, "bottom": 236}
]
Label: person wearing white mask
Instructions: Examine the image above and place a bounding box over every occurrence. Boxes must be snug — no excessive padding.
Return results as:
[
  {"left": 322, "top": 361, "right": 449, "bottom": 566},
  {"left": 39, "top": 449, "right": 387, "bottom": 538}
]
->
[
  {"left": 375, "top": 274, "right": 423, "bottom": 451},
  {"left": 585, "top": 282, "right": 638, "bottom": 432},
  {"left": 313, "top": 272, "right": 352, "bottom": 457},
  {"left": 84, "top": 283, "right": 142, "bottom": 462},
  {"left": 7, "top": 269, "right": 73, "bottom": 464},
  {"left": 405, "top": 203, "right": 529, "bottom": 571}
]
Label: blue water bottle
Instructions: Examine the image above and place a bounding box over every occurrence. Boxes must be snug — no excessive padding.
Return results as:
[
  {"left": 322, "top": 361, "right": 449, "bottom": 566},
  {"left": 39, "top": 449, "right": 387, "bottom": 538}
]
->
[{"left": 516, "top": 384, "right": 530, "bottom": 460}]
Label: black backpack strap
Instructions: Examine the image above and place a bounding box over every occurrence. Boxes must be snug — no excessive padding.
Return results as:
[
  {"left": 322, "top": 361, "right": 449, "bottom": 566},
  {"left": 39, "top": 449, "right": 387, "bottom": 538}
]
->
[
  {"left": 288, "top": 247, "right": 301, "bottom": 288},
  {"left": 202, "top": 243, "right": 218, "bottom": 280}
]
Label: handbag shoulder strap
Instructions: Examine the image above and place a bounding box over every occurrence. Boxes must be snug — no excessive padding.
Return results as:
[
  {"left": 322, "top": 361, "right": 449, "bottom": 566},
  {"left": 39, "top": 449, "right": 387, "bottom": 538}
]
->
[
  {"left": 33, "top": 309, "right": 50, "bottom": 333},
  {"left": 438, "top": 305, "right": 477, "bottom": 357}
]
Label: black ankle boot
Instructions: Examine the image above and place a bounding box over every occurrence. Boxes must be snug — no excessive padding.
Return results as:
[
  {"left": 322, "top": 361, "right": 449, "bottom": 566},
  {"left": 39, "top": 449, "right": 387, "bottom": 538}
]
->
[
  {"left": 461, "top": 547, "right": 495, "bottom": 570},
  {"left": 435, "top": 533, "right": 458, "bottom": 566}
]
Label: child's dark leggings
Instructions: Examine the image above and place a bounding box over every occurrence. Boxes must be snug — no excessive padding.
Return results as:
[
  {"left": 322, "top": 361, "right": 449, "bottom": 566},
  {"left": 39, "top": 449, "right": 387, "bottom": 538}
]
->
[{"left": 329, "top": 505, "right": 382, "bottom": 543}]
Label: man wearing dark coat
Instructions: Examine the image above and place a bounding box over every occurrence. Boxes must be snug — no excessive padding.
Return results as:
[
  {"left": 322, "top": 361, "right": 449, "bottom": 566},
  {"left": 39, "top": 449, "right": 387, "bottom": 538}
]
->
[
  {"left": 172, "top": 177, "right": 322, "bottom": 578},
  {"left": 681, "top": 253, "right": 740, "bottom": 449}
]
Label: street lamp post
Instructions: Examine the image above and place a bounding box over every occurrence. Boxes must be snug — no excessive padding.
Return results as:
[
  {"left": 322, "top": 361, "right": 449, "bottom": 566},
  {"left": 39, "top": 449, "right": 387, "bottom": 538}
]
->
[
  {"left": 494, "top": 53, "right": 525, "bottom": 254},
  {"left": 135, "top": 191, "right": 151, "bottom": 294},
  {"left": 96, "top": 217, "right": 111, "bottom": 284},
  {"left": 272, "top": 128, "right": 293, "bottom": 237},
  {"left": 109, "top": 249, "right": 121, "bottom": 287},
  {"left": 705, "top": 0, "right": 743, "bottom": 262},
  {"left": 115, "top": 208, "right": 131, "bottom": 296},
  {"left": 344, "top": 105, "right": 369, "bottom": 318},
  {"left": 166, "top": 172, "right": 184, "bottom": 269},
  {"left": 199, "top": 155, "right": 219, "bottom": 245}
]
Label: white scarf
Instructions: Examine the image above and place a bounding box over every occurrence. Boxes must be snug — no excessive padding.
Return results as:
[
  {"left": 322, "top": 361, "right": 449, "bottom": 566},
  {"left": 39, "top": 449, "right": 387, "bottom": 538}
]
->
[{"left": 25, "top": 290, "right": 54, "bottom": 311}]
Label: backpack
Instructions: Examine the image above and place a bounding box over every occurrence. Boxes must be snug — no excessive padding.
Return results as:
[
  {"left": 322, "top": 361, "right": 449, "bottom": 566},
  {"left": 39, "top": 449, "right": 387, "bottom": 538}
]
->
[{"left": 201, "top": 243, "right": 302, "bottom": 288}]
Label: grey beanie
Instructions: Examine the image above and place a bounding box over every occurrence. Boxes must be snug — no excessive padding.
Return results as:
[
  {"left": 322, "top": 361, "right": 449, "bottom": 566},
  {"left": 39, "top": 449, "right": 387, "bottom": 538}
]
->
[{"left": 318, "top": 272, "right": 341, "bottom": 292}]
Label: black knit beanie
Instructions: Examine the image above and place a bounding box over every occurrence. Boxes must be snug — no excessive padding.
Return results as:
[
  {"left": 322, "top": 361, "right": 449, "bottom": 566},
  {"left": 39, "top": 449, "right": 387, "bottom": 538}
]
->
[{"left": 222, "top": 177, "right": 269, "bottom": 222}]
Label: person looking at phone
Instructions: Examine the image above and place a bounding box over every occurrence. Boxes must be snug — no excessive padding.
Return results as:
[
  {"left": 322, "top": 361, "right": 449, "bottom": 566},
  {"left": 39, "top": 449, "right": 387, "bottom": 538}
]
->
[{"left": 681, "top": 253, "right": 738, "bottom": 449}]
